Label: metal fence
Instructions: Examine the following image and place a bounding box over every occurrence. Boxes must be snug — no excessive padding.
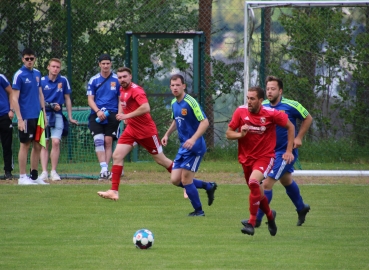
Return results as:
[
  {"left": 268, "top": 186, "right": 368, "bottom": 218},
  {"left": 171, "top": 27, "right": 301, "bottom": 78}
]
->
[{"left": 1, "top": 0, "right": 369, "bottom": 165}]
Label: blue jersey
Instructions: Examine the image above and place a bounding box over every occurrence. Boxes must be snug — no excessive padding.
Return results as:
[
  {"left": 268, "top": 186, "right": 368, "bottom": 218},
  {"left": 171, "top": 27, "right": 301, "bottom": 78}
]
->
[
  {"left": 171, "top": 94, "right": 207, "bottom": 155},
  {"left": 262, "top": 97, "right": 309, "bottom": 156},
  {"left": 86, "top": 73, "right": 120, "bottom": 114},
  {"left": 0, "top": 74, "right": 11, "bottom": 116},
  {"left": 12, "top": 66, "right": 42, "bottom": 119},
  {"left": 41, "top": 74, "right": 71, "bottom": 115}
]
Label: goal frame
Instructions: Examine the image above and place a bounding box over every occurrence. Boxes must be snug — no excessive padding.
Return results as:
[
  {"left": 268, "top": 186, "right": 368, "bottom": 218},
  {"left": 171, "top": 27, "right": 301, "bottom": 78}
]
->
[{"left": 243, "top": 0, "right": 369, "bottom": 103}]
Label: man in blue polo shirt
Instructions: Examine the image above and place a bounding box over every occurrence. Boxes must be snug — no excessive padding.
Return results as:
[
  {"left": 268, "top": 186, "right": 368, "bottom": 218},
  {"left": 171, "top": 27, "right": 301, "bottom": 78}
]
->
[
  {"left": 0, "top": 74, "right": 15, "bottom": 180},
  {"left": 39, "top": 58, "right": 78, "bottom": 182},
  {"left": 12, "top": 48, "right": 48, "bottom": 185},
  {"left": 161, "top": 74, "right": 217, "bottom": 216},
  {"left": 87, "top": 54, "right": 120, "bottom": 180}
]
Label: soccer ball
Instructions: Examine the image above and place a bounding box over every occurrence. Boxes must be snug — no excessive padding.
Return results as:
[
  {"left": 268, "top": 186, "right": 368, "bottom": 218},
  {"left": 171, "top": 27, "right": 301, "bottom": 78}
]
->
[{"left": 133, "top": 229, "right": 154, "bottom": 249}]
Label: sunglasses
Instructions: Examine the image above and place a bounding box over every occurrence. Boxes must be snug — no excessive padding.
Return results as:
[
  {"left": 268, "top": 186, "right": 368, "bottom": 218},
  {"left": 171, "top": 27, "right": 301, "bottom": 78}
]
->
[{"left": 24, "top": 57, "right": 35, "bottom": 61}]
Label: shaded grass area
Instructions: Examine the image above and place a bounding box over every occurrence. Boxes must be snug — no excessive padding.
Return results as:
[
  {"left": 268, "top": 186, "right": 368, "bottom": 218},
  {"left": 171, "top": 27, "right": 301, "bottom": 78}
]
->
[{"left": 1, "top": 184, "right": 368, "bottom": 269}]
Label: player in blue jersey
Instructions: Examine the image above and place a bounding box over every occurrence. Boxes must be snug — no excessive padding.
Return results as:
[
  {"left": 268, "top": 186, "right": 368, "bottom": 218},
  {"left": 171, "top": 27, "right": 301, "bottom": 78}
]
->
[
  {"left": 0, "top": 74, "right": 15, "bottom": 180},
  {"left": 39, "top": 58, "right": 78, "bottom": 182},
  {"left": 255, "top": 75, "right": 313, "bottom": 226},
  {"left": 161, "top": 74, "right": 217, "bottom": 216},
  {"left": 12, "top": 48, "right": 48, "bottom": 185},
  {"left": 87, "top": 54, "right": 120, "bottom": 180}
]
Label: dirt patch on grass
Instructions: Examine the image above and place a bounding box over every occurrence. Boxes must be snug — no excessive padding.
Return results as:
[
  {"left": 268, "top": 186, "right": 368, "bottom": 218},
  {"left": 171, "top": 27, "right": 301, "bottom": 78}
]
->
[{"left": 1, "top": 172, "right": 369, "bottom": 185}]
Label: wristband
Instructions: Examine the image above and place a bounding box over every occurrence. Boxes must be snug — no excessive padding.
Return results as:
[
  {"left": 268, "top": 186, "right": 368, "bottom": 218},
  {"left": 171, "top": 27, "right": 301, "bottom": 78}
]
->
[
  {"left": 10, "top": 109, "right": 15, "bottom": 113},
  {"left": 96, "top": 109, "right": 101, "bottom": 113}
]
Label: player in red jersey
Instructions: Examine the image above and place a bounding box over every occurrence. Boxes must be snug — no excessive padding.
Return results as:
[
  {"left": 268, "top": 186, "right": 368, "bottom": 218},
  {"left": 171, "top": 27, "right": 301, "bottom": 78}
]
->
[
  {"left": 226, "top": 86, "right": 295, "bottom": 236},
  {"left": 97, "top": 67, "right": 173, "bottom": 200}
]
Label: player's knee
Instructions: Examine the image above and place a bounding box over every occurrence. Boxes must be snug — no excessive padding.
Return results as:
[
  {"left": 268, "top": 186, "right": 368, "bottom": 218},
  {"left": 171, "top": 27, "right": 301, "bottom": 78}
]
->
[
  {"left": 93, "top": 134, "right": 105, "bottom": 152},
  {"left": 249, "top": 179, "right": 260, "bottom": 189}
]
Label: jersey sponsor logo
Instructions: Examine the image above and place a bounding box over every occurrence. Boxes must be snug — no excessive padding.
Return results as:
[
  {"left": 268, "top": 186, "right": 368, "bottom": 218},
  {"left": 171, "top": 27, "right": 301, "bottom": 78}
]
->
[
  {"left": 57, "top": 83, "right": 63, "bottom": 92},
  {"left": 175, "top": 116, "right": 184, "bottom": 127},
  {"left": 260, "top": 117, "right": 266, "bottom": 124},
  {"left": 248, "top": 125, "right": 266, "bottom": 134},
  {"left": 181, "top": 109, "right": 187, "bottom": 116}
]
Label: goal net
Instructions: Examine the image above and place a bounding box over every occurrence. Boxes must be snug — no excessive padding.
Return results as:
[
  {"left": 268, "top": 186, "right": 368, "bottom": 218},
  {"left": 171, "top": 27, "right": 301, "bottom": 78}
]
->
[{"left": 244, "top": 0, "right": 369, "bottom": 164}]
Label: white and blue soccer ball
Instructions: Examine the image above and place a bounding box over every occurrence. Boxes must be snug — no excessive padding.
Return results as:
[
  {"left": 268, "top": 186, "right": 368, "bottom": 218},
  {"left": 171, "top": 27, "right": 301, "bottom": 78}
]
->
[{"left": 133, "top": 229, "right": 154, "bottom": 249}]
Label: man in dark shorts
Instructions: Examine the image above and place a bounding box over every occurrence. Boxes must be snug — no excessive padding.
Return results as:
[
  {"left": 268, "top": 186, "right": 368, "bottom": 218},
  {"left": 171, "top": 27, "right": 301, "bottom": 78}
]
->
[
  {"left": 12, "top": 48, "right": 48, "bottom": 185},
  {"left": 87, "top": 54, "right": 120, "bottom": 179}
]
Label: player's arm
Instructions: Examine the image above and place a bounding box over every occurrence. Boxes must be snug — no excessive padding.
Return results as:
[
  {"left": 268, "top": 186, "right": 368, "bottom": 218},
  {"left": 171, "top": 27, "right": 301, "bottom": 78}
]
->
[
  {"left": 282, "top": 119, "right": 295, "bottom": 164},
  {"left": 161, "top": 120, "right": 177, "bottom": 146},
  {"left": 226, "top": 124, "right": 249, "bottom": 140},
  {"left": 12, "top": 89, "right": 25, "bottom": 130},
  {"left": 118, "top": 102, "right": 150, "bottom": 121},
  {"left": 294, "top": 114, "right": 313, "bottom": 148},
  {"left": 182, "top": 118, "right": 209, "bottom": 150},
  {"left": 64, "top": 94, "right": 78, "bottom": 125},
  {"left": 4, "top": 84, "right": 14, "bottom": 120}
]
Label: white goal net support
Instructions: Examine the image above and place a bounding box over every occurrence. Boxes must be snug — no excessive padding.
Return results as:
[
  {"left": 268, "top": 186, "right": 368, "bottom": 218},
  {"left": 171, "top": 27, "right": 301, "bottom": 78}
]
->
[{"left": 244, "top": 1, "right": 369, "bottom": 175}]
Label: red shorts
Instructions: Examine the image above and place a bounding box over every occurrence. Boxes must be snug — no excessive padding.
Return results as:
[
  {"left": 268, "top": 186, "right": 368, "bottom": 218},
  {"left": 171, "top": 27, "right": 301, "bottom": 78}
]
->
[
  {"left": 241, "top": 157, "right": 274, "bottom": 182},
  {"left": 118, "top": 131, "right": 163, "bottom": 155}
]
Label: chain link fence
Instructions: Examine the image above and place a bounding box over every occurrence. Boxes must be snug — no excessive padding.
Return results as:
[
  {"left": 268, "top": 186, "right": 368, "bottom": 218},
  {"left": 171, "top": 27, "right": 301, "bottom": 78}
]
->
[{"left": 1, "top": 1, "right": 368, "bottom": 176}]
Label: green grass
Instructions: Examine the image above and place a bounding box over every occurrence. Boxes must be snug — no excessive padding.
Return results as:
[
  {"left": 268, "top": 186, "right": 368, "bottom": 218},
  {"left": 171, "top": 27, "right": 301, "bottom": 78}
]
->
[{"left": 1, "top": 184, "right": 368, "bottom": 269}]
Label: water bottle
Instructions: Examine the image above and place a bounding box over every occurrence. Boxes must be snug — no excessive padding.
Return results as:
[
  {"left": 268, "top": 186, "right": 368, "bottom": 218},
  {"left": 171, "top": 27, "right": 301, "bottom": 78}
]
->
[{"left": 96, "top": 110, "right": 110, "bottom": 123}]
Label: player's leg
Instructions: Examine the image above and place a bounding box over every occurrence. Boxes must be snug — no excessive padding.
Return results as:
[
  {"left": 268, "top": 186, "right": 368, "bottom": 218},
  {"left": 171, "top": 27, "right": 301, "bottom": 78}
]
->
[
  {"left": 17, "top": 120, "right": 36, "bottom": 185},
  {"left": 280, "top": 172, "right": 310, "bottom": 226},
  {"left": 89, "top": 115, "right": 109, "bottom": 178},
  {"left": 0, "top": 115, "right": 13, "bottom": 179},
  {"left": 256, "top": 153, "right": 285, "bottom": 226},
  {"left": 49, "top": 114, "right": 63, "bottom": 181},
  {"left": 40, "top": 138, "right": 50, "bottom": 181},
  {"left": 97, "top": 132, "right": 133, "bottom": 200}
]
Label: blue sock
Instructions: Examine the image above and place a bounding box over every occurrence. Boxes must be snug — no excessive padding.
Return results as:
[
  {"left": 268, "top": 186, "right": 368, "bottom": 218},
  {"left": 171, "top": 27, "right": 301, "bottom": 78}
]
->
[
  {"left": 285, "top": 180, "right": 304, "bottom": 211},
  {"left": 256, "top": 189, "right": 273, "bottom": 221},
  {"left": 193, "top": 178, "right": 210, "bottom": 190},
  {"left": 184, "top": 183, "right": 202, "bottom": 212}
]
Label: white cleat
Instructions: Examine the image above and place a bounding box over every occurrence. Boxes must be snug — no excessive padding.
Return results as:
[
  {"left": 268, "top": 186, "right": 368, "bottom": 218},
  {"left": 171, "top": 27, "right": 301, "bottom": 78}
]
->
[
  {"left": 34, "top": 177, "right": 50, "bottom": 185},
  {"left": 50, "top": 171, "right": 61, "bottom": 181},
  {"left": 18, "top": 176, "right": 38, "bottom": 185}
]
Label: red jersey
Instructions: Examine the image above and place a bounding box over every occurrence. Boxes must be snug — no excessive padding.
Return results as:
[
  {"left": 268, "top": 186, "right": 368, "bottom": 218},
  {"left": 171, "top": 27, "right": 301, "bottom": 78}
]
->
[
  {"left": 228, "top": 105, "right": 288, "bottom": 164},
  {"left": 120, "top": 83, "right": 158, "bottom": 139}
]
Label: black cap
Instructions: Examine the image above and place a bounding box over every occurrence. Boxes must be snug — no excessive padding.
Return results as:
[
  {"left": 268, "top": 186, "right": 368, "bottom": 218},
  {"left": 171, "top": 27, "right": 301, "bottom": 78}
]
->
[{"left": 98, "top": 54, "right": 111, "bottom": 62}]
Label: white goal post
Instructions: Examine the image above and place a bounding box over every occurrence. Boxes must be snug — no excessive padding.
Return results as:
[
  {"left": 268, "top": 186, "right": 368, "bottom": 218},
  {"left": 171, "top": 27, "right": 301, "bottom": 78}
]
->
[{"left": 244, "top": 0, "right": 369, "bottom": 101}]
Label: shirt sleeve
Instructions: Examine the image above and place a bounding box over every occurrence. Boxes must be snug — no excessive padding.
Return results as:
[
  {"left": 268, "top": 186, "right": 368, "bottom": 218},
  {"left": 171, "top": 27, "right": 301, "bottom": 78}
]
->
[
  {"left": 63, "top": 77, "right": 72, "bottom": 95},
  {"left": 228, "top": 108, "right": 241, "bottom": 131},
  {"left": 132, "top": 88, "right": 148, "bottom": 105},
  {"left": 0, "top": 75, "right": 10, "bottom": 89},
  {"left": 87, "top": 78, "right": 95, "bottom": 96}
]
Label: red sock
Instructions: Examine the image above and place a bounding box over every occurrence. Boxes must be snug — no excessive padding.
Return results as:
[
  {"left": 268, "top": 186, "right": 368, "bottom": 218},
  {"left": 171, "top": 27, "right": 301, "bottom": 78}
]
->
[
  {"left": 259, "top": 195, "right": 273, "bottom": 220},
  {"left": 248, "top": 179, "right": 261, "bottom": 226},
  {"left": 111, "top": 165, "right": 123, "bottom": 191},
  {"left": 166, "top": 162, "right": 173, "bottom": 173}
]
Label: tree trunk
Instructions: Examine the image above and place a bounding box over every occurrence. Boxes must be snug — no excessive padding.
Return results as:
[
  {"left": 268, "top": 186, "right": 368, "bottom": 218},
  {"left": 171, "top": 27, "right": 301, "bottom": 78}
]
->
[{"left": 198, "top": 0, "right": 214, "bottom": 149}]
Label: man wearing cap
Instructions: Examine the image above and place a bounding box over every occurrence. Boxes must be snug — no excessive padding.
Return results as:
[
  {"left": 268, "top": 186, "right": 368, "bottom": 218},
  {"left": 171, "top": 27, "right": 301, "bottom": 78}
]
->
[{"left": 87, "top": 54, "right": 120, "bottom": 180}]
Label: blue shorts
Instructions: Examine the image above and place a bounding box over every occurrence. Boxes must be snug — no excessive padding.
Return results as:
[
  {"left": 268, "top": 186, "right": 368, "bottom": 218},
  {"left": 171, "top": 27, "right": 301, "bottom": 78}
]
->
[
  {"left": 267, "top": 151, "right": 295, "bottom": 180},
  {"left": 46, "top": 114, "right": 63, "bottom": 140},
  {"left": 172, "top": 151, "right": 204, "bottom": 172}
]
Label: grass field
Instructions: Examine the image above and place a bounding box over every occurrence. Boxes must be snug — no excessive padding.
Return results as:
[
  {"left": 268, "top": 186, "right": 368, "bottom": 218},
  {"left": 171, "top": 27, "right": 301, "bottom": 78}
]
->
[{"left": 1, "top": 172, "right": 369, "bottom": 269}]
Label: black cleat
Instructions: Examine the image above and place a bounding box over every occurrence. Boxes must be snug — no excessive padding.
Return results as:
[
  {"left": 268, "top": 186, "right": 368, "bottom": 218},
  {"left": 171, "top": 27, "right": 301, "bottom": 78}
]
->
[
  {"left": 241, "top": 219, "right": 261, "bottom": 228},
  {"left": 188, "top": 210, "right": 205, "bottom": 217},
  {"left": 267, "top": 210, "right": 277, "bottom": 236},
  {"left": 4, "top": 171, "right": 13, "bottom": 180},
  {"left": 241, "top": 223, "right": 255, "bottom": 236},
  {"left": 206, "top": 182, "right": 218, "bottom": 206},
  {"left": 297, "top": 204, "right": 310, "bottom": 226}
]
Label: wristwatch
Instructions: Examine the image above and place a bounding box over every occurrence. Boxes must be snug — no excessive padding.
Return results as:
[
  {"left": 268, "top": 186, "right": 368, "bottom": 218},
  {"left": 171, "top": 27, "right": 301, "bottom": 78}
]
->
[{"left": 10, "top": 109, "right": 15, "bottom": 113}]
